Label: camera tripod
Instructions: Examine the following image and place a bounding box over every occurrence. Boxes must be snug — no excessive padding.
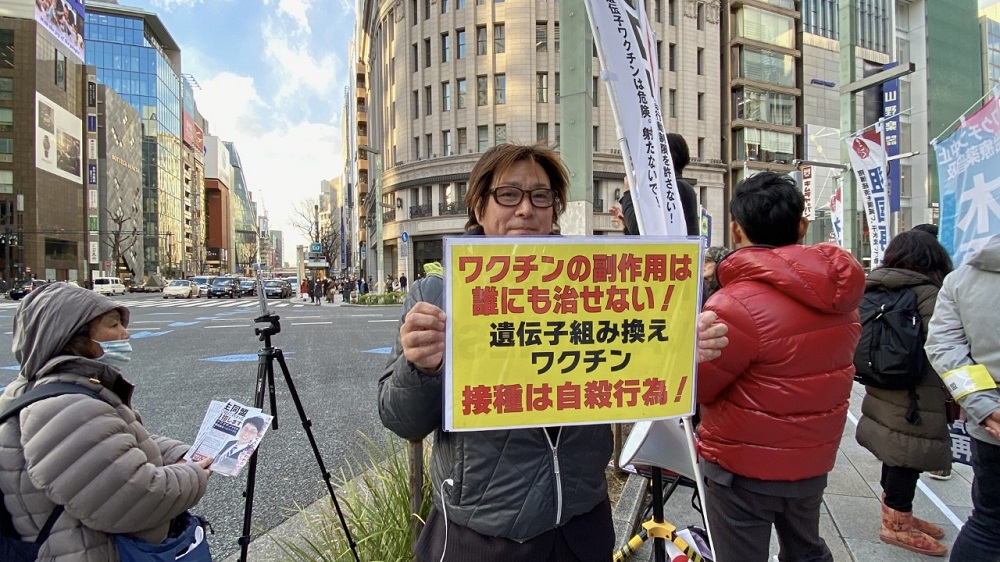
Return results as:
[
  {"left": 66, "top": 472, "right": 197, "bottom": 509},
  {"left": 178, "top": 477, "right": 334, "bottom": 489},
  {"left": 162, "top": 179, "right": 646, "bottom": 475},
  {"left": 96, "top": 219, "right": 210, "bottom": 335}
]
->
[{"left": 237, "top": 312, "right": 359, "bottom": 562}]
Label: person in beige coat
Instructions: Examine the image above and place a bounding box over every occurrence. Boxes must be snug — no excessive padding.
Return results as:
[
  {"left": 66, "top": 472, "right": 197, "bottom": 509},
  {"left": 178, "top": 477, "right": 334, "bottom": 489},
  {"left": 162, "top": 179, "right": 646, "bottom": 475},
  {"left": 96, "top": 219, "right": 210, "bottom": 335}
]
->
[
  {"left": 855, "top": 230, "right": 953, "bottom": 557},
  {"left": 0, "top": 282, "right": 212, "bottom": 561}
]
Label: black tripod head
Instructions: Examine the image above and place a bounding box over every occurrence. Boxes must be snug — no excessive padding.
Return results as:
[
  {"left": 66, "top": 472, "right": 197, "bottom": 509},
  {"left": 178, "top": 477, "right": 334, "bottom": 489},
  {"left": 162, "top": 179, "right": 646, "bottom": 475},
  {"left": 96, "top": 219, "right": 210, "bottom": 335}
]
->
[{"left": 254, "top": 313, "right": 281, "bottom": 343}]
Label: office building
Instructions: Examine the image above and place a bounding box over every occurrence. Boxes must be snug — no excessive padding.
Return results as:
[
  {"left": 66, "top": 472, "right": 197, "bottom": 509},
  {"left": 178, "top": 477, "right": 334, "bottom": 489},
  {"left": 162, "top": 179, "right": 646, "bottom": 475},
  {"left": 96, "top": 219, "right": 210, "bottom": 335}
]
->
[
  {"left": 225, "top": 140, "right": 257, "bottom": 276},
  {"left": 204, "top": 134, "right": 232, "bottom": 274},
  {"left": 352, "top": 0, "right": 725, "bottom": 282},
  {"left": 85, "top": 1, "right": 185, "bottom": 277},
  {"left": 0, "top": 0, "right": 89, "bottom": 283}
]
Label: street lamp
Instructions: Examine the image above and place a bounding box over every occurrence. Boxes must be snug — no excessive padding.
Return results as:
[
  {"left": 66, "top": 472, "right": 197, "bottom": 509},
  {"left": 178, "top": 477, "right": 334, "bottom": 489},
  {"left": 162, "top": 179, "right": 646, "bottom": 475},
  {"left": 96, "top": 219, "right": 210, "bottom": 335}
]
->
[{"left": 358, "top": 144, "right": 383, "bottom": 292}]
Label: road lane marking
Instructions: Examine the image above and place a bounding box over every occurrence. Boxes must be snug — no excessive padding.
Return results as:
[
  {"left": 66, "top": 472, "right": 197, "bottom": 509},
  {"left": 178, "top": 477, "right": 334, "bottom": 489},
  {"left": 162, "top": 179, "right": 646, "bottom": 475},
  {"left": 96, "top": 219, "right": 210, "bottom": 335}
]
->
[
  {"left": 291, "top": 321, "right": 334, "bottom": 325},
  {"left": 203, "top": 325, "right": 249, "bottom": 329},
  {"left": 368, "top": 319, "right": 398, "bottom": 323},
  {"left": 845, "top": 410, "right": 964, "bottom": 530}
]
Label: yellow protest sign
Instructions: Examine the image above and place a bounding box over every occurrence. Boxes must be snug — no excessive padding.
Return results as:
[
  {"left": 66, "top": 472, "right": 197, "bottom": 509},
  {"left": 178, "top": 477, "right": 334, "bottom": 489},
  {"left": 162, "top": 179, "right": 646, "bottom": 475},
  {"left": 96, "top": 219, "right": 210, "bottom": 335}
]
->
[{"left": 442, "top": 236, "right": 702, "bottom": 431}]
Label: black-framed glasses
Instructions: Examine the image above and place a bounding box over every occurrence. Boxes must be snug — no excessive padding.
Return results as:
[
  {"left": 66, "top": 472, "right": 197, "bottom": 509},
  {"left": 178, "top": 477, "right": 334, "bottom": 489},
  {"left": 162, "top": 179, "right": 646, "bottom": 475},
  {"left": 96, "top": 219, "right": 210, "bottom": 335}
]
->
[{"left": 490, "top": 186, "right": 557, "bottom": 208}]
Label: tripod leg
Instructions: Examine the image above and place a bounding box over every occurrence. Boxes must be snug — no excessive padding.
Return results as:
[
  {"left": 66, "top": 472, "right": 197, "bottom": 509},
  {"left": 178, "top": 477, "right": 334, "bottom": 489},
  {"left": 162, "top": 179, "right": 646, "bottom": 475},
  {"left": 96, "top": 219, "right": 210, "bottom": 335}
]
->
[
  {"left": 652, "top": 468, "right": 666, "bottom": 562},
  {"left": 272, "top": 350, "right": 361, "bottom": 562},
  {"left": 266, "top": 349, "right": 279, "bottom": 430},
  {"left": 238, "top": 350, "right": 273, "bottom": 562}
]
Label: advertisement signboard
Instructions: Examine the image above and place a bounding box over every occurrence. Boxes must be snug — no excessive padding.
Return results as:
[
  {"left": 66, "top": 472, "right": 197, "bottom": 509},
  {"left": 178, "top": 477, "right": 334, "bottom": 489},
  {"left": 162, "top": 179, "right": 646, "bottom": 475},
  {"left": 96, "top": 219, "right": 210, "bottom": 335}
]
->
[
  {"left": 35, "top": 92, "right": 83, "bottom": 182},
  {"left": 802, "top": 165, "right": 815, "bottom": 220},
  {"left": 36, "top": 0, "right": 85, "bottom": 62},
  {"left": 182, "top": 112, "right": 205, "bottom": 152},
  {"left": 882, "top": 62, "right": 902, "bottom": 213}
]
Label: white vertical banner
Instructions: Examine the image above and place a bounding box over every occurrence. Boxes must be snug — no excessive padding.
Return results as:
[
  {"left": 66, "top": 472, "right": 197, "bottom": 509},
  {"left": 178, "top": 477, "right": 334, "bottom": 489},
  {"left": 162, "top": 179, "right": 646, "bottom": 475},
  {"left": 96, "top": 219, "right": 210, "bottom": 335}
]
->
[
  {"left": 846, "top": 132, "right": 890, "bottom": 267},
  {"left": 801, "top": 165, "right": 815, "bottom": 220},
  {"left": 830, "top": 178, "right": 844, "bottom": 248},
  {"left": 585, "top": 0, "right": 686, "bottom": 236}
]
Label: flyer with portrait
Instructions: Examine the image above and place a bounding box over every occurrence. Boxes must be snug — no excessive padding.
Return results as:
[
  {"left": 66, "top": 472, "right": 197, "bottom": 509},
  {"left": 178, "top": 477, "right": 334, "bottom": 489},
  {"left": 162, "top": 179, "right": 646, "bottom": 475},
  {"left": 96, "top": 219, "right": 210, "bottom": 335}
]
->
[{"left": 184, "top": 400, "right": 273, "bottom": 477}]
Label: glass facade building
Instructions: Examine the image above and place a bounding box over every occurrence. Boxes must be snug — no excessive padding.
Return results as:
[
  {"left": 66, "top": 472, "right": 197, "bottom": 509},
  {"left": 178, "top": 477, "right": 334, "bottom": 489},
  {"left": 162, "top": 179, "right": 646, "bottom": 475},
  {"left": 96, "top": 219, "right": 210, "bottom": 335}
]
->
[{"left": 84, "top": 5, "right": 184, "bottom": 276}]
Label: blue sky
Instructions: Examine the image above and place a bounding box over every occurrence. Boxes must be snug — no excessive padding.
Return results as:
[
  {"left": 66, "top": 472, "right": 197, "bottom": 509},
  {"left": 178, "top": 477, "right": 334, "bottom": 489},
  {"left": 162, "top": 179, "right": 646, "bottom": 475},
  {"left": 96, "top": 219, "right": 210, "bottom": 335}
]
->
[{"left": 126, "top": 0, "right": 354, "bottom": 262}]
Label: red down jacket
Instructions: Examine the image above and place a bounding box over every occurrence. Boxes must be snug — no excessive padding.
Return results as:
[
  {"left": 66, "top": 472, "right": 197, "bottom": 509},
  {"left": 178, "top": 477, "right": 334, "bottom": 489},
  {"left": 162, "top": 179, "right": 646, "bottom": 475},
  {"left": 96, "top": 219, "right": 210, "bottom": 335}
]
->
[{"left": 696, "top": 243, "right": 865, "bottom": 481}]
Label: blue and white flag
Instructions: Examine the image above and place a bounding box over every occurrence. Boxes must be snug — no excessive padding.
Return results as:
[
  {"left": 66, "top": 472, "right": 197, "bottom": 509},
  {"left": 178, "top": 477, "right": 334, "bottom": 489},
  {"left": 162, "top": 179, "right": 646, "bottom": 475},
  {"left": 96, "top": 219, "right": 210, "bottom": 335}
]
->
[{"left": 934, "top": 96, "right": 1000, "bottom": 266}]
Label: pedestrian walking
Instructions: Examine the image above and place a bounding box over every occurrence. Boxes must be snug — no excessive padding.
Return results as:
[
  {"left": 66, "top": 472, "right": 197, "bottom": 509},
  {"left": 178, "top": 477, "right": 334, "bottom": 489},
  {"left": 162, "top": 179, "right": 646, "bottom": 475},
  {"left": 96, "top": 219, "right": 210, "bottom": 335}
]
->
[
  {"left": 855, "top": 230, "right": 954, "bottom": 557},
  {"left": 702, "top": 246, "right": 731, "bottom": 305},
  {"left": 0, "top": 283, "right": 213, "bottom": 561},
  {"left": 399, "top": 274, "right": 408, "bottom": 293},
  {"left": 696, "top": 172, "right": 865, "bottom": 562},
  {"left": 926, "top": 233, "right": 1000, "bottom": 562},
  {"left": 378, "top": 143, "right": 729, "bottom": 562}
]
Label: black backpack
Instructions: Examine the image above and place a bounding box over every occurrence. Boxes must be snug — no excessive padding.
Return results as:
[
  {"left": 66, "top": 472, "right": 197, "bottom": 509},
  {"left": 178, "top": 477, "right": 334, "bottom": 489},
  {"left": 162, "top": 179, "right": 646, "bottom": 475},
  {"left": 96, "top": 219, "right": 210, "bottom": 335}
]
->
[{"left": 0, "top": 382, "right": 103, "bottom": 561}]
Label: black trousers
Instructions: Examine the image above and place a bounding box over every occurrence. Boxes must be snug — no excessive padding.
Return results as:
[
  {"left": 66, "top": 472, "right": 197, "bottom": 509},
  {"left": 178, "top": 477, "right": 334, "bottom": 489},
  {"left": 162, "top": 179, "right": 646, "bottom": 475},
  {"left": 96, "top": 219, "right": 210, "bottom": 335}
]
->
[
  {"left": 704, "top": 478, "right": 833, "bottom": 562},
  {"left": 880, "top": 464, "right": 921, "bottom": 512}
]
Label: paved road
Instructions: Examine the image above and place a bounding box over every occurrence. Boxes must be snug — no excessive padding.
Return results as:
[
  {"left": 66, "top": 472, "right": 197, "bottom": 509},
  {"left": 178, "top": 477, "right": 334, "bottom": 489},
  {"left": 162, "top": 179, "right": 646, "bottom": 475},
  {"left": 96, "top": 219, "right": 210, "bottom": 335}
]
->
[{"left": 0, "top": 292, "right": 401, "bottom": 559}]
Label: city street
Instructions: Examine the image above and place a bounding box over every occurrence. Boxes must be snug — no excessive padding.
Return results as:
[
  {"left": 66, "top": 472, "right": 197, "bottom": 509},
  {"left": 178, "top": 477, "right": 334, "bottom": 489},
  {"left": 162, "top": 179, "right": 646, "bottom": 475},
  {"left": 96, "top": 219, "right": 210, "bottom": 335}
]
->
[{"left": 0, "top": 292, "right": 402, "bottom": 559}]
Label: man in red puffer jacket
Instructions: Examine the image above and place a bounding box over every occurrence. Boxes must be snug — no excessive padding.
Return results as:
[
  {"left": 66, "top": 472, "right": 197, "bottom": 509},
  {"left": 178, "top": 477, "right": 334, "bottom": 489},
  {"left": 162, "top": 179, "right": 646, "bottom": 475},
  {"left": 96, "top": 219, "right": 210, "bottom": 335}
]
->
[{"left": 697, "top": 172, "right": 865, "bottom": 562}]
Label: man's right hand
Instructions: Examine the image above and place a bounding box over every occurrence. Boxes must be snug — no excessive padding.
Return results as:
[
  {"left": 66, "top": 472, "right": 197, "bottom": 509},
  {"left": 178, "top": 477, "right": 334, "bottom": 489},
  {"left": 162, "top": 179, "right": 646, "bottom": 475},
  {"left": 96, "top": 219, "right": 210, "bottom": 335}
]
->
[{"left": 401, "top": 302, "right": 447, "bottom": 372}]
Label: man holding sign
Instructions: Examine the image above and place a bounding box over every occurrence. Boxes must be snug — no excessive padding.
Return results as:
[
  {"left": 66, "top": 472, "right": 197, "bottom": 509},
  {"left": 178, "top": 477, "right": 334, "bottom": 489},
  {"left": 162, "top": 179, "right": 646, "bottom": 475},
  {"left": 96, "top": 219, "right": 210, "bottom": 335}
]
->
[
  {"left": 696, "top": 173, "right": 866, "bottom": 562},
  {"left": 378, "top": 143, "right": 728, "bottom": 562}
]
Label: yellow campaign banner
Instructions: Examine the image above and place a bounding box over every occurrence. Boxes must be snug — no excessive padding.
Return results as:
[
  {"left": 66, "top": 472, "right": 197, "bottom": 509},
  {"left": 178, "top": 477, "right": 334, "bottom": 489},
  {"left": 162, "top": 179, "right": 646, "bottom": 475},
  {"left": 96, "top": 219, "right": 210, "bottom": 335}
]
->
[{"left": 442, "top": 236, "right": 702, "bottom": 431}]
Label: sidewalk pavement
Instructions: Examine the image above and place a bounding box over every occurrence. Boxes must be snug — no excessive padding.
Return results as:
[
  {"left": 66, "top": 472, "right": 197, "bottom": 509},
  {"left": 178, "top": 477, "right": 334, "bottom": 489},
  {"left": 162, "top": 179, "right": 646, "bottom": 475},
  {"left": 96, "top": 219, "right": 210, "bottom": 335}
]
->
[
  {"left": 614, "top": 382, "right": 974, "bottom": 561},
  {"left": 233, "top": 382, "right": 974, "bottom": 562}
]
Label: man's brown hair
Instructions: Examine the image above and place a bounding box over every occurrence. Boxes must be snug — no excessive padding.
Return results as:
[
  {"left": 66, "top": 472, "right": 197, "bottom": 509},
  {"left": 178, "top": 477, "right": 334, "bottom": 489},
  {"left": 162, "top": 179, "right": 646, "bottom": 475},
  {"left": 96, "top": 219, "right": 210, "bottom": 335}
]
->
[{"left": 464, "top": 143, "right": 569, "bottom": 232}]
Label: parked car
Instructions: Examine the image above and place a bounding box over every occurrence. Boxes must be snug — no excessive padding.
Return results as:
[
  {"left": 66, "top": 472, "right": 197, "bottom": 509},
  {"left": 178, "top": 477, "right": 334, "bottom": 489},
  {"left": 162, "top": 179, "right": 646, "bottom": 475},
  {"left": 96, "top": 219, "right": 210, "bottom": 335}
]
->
[
  {"left": 207, "top": 277, "right": 240, "bottom": 298},
  {"left": 92, "top": 277, "right": 127, "bottom": 296},
  {"left": 163, "top": 279, "right": 200, "bottom": 299},
  {"left": 8, "top": 279, "right": 43, "bottom": 300},
  {"left": 190, "top": 275, "right": 217, "bottom": 297},
  {"left": 263, "top": 279, "right": 292, "bottom": 299},
  {"left": 239, "top": 279, "right": 257, "bottom": 296}
]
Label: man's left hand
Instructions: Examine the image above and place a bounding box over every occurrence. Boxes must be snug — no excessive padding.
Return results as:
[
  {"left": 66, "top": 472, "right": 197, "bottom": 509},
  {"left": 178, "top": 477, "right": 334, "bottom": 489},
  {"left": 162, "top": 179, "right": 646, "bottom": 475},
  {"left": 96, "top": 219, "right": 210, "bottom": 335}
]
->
[{"left": 697, "top": 310, "right": 728, "bottom": 363}]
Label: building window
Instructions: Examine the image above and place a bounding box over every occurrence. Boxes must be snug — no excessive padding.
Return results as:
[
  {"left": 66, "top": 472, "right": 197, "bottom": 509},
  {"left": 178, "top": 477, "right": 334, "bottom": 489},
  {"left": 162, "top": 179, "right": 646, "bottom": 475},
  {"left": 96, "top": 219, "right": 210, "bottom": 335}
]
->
[
  {"left": 476, "top": 26, "right": 487, "bottom": 55},
  {"left": 478, "top": 125, "right": 489, "bottom": 151},
  {"left": 593, "top": 126, "right": 599, "bottom": 151},
  {"left": 697, "top": 48, "right": 704, "bottom": 75},
  {"left": 426, "top": 133, "right": 433, "bottom": 158},
  {"left": 697, "top": 93, "right": 704, "bottom": 120},
  {"left": 55, "top": 51, "right": 67, "bottom": 88},
  {"left": 735, "top": 128, "right": 794, "bottom": 164},
  {"left": 495, "top": 124, "right": 507, "bottom": 145},
  {"left": 0, "top": 78, "right": 11, "bottom": 101},
  {"left": 668, "top": 43, "right": 676, "bottom": 72},
  {"left": 657, "top": 41, "right": 663, "bottom": 69},
  {"left": 697, "top": 2, "right": 704, "bottom": 30},
  {"left": 441, "top": 0, "right": 449, "bottom": 13},
  {"left": 411, "top": 43, "right": 418, "bottom": 72},
  {"left": 441, "top": 33, "right": 451, "bottom": 62},
  {"left": 0, "top": 30, "right": 12, "bottom": 68},
  {"left": 554, "top": 22, "right": 560, "bottom": 52},
  {"left": 697, "top": 137, "right": 705, "bottom": 161},
  {"left": 457, "top": 0, "right": 465, "bottom": 8},
  {"left": 732, "top": 87, "right": 796, "bottom": 126},
  {"left": 477, "top": 75, "right": 488, "bottom": 105},
  {"left": 425, "top": 85, "right": 432, "bottom": 115},
  {"left": 0, "top": 108, "right": 11, "bottom": 132},
  {"left": 458, "top": 128, "right": 468, "bottom": 153},
  {"left": 411, "top": 0, "right": 417, "bottom": 23},
  {"left": 494, "top": 74, "right": 506, "bottom": 104},
  {"left": 655, "top": 0, "right": 662, "bottom": 22},
  {"left": 669, "top": 89, "right": 677, "bottom": 118},
  {"left": 494, "top": 24, "right": 505, "bottom": 54},
  {"left": 457, "top": 29, "right": 466, "bottom": 59},
  {"left": 536, "top": 73, "right": 548, "bottom": 103},
  {"left": 536, "top": 22, "right": 547, "bottom": 52},
  {"left": 457, "top": 77, "right": 467, "bottom": 108},
  {"left": 442, "top": 81, "right": 451, "bottom": 111},
  {"left": 443, "top": 130, "right": 453, "bottom": 156},
  {"left": 0, "top": 171, "right": 11, "bottom": 194},
  {"left": 424, "top": 38, "right": 431, "bottom": 67},
  {"left": 555, "top": 123, "right": 561, "bottom": 144},
  {"left": 555, "top": 72, "right": 560, "bottom": 103},
  {"left": 0, "top": 138, "right": 11, "bottom": 157},
  {"left": 424, "top": 0, "right": 431, "bottom": 19},
  {"left": 734, "top": 47, "right": 796, "bottom": 88},
  {"left": 734, "top": 7, "right": 795, "bottom": 49},
  {"left": 669, "top": 0, "right": 676, "bottom": 25},
  {"left": 412, "top": 90, "right": 419, "bottom": 117},
  {"left": 537, "top": 122, "right": 549, "bottom": 143},
  {"left": 593, "top": 76, "right": 599, "bottom": 107}
]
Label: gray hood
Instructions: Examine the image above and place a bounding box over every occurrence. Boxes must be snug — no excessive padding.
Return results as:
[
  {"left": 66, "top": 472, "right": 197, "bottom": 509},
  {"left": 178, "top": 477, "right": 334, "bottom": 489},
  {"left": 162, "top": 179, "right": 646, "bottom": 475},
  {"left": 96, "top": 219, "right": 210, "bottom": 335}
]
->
[
  {"left": 968, "top": 234, "right": 1000, "bottom": 273},
  {"left": 12, "top": 282, "right": 130, "bottom": 380}
]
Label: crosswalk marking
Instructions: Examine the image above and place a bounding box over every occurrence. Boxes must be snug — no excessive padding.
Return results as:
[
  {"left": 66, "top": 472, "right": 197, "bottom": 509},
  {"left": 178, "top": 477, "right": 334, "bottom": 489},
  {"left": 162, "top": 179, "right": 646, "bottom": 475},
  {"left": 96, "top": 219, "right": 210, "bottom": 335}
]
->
[{"left": 0, "top": 299, "right": 303, "bottom": 311}]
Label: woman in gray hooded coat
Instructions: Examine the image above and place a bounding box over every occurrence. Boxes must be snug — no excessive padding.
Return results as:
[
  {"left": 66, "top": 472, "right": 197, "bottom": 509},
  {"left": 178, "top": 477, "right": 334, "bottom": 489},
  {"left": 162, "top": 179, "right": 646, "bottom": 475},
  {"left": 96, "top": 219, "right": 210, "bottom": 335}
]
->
[{"left": 0, "top": 282, "right": 212, "bottom": 561}]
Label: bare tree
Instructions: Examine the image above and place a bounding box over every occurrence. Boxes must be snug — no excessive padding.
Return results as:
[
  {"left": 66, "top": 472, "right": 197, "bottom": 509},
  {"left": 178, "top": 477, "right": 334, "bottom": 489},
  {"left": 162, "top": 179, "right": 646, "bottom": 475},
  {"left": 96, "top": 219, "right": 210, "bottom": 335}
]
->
[
  {"left": 103, "top": 209, "right": 138, "bottom": 278},
  {"left": 235, "top": 231, "right": 259, "bottom": 276},
  {"left": 289, "top": 197, "right": 320, "bottom": 242}
]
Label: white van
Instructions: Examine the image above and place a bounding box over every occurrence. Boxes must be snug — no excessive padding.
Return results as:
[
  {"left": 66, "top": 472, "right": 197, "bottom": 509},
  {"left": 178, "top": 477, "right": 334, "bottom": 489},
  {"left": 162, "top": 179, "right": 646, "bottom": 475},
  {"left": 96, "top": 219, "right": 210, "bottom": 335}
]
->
[{"left": 93, "top": 277, "right": 126, "bottom": 296}]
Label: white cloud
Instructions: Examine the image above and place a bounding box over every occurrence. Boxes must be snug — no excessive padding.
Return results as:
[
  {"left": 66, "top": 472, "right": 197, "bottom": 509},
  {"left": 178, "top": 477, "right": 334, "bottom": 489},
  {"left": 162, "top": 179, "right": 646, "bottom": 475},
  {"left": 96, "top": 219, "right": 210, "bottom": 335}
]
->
[
  {"left": 261, "top": 17, "right": 342, "bottom": 105},
  {"left": 278, "top": 0, "right": 312, "bottom": 34},
  {"left": 148, "top": 0, "right": 205, "bottom": 10},
  {"left": 194, "top": 72, "right": 342, "bottom": 260}
]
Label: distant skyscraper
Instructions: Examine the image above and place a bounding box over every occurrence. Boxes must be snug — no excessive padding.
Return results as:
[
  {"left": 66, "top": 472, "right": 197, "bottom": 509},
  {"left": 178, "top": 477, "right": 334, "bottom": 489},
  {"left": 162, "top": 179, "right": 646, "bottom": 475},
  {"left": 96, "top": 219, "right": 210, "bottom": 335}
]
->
[{"left": 85, "top": 1, "right": 185, "bottom": 277}]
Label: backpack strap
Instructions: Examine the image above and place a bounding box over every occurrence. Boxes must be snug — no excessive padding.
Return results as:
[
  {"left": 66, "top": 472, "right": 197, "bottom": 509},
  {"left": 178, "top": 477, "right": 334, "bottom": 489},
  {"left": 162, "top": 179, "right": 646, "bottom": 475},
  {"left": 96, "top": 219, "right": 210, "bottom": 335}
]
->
[{"left": 0, "top": 382, "right": 104, "bottom": 544}]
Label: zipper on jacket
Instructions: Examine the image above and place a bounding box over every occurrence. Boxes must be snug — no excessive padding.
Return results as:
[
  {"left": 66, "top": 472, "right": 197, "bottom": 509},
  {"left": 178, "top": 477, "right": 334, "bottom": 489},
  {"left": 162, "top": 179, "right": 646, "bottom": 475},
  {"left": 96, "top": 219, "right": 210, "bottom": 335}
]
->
[{"left": 544, "top": 428, "right": 563, "bottom": 526}]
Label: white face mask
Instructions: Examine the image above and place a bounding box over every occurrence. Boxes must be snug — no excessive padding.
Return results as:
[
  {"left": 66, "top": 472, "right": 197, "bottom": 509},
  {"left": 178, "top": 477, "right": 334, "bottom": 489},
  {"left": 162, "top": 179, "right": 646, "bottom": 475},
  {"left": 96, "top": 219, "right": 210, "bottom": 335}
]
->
[{"left": 93, "top": 339, "right": 132, "bottom": 367}]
